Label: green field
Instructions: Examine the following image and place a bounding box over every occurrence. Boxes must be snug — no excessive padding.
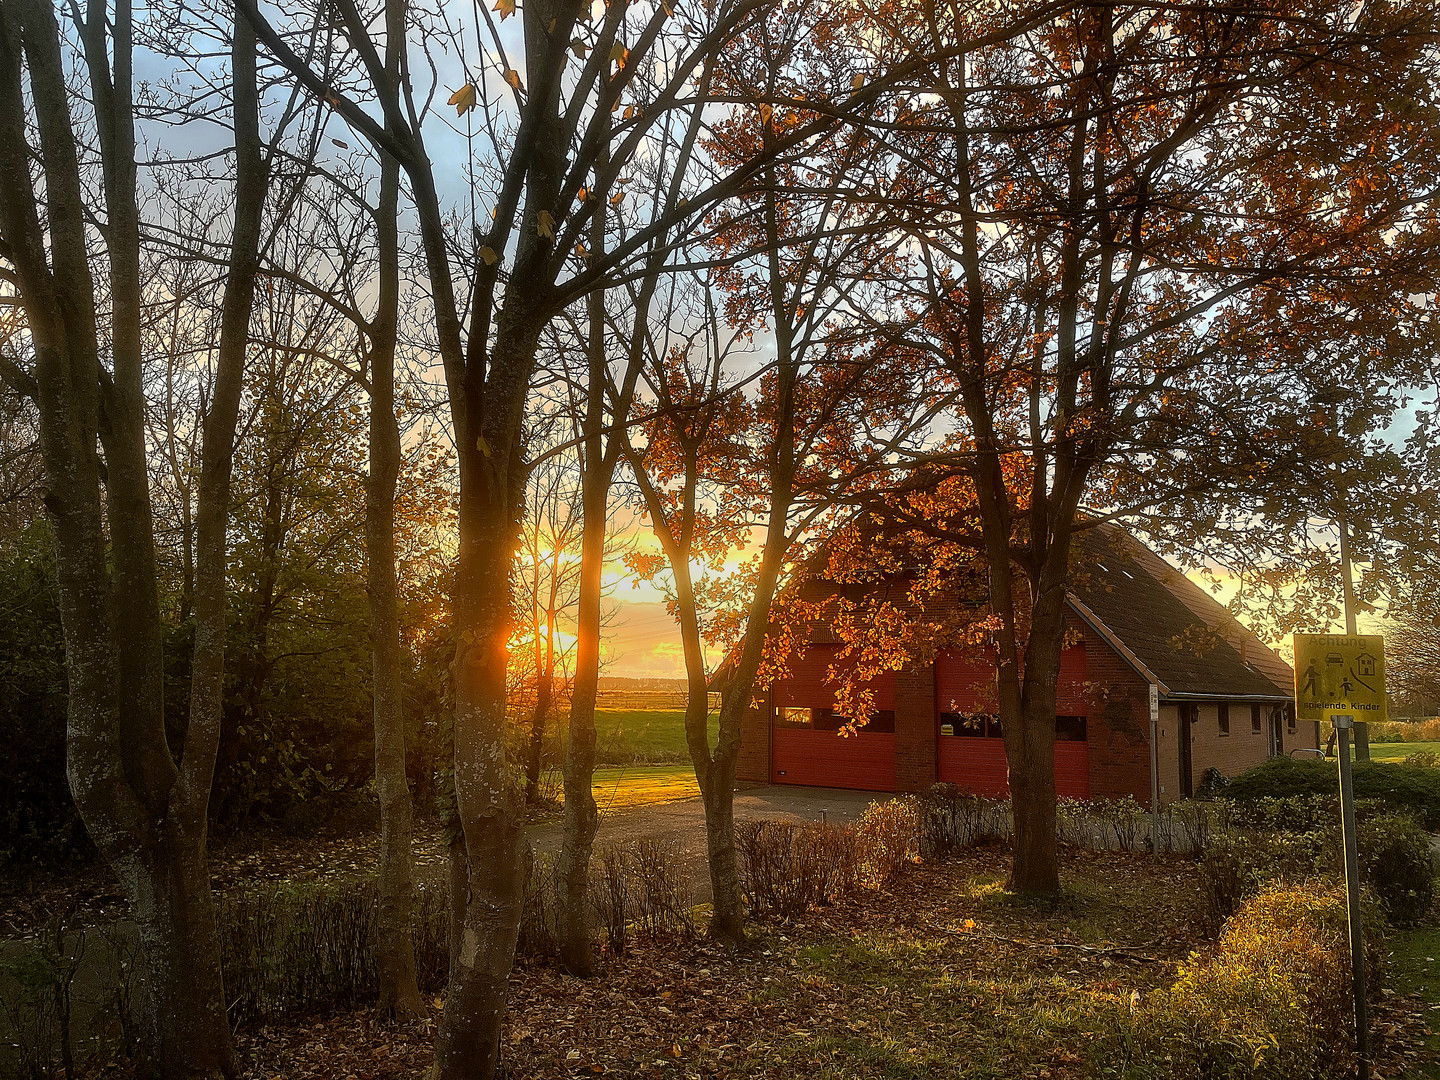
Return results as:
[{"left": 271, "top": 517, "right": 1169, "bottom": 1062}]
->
[
  {"left": 592, "top": 707, "right": 694, "bottom": 764},
  {"left": 589, "top": 764, "right": 698, "bottom": 810},
  {"left": 527, "top": 709, "right": 702, "bottom": 810},
  {"left": 1367, "top": 740, "right": 1440, "bottom": 762}
]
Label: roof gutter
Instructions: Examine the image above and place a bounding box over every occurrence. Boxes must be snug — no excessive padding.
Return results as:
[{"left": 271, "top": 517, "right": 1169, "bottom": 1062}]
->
[
  {"left": 1162, "top": 691, "right": 1291, "bottom": 703},
  {"left": 1066, "top": 597, "right": 1171, "bottom": 697}
]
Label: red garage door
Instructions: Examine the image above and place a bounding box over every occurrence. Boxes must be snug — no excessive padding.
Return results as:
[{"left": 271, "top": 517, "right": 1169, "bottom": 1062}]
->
[
  {"left": 772, "top": 729, "right": 896, "bottom": 790},
  {"left": 935, "top": 644, "right": 1091, "bottom": 798},
  {"left": 771, "top": 645, "right": 896, "bottom": 791},
  {"left": 937, "top": 736, "right": 1091, "bottom": 798}
]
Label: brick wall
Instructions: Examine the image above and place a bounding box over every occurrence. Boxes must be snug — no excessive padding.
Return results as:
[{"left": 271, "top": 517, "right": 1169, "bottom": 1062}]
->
[
  {"left": 894, "top": 663, "right": 937, "bottom": 792},
  {"left": 1078, "top": 620, "right": 1153, "bottom": 801},
  {"left": 734, "top": 686, "right": 772, "bottom": 784},
  {"left": 737, "top": 613, "right": 1319, "bottom": 801},
  {"left": 1156, "top": 700, "right": 1320, "bottom": 803},
  {"left": 1188, "top": 702, "right": 1272, "bottom": 782}
]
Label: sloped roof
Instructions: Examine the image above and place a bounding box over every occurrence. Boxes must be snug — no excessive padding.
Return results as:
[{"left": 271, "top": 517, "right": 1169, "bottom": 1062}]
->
[
  {"left": 1068, "top": 524, "right": 1292, "bottom": 701},
  {"left": 711, "top": 517, "right": 1295, "bottom": 701}
]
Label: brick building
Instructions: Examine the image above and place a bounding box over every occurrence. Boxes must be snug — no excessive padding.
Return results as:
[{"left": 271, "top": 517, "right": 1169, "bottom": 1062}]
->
[{"left": 726, "top": 526, "right": 1319, "bottom": 804}]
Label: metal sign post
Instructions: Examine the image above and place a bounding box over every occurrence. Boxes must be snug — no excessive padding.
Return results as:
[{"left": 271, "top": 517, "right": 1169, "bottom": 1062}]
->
[
  {"left": 1332, "top": 712, "right": 1370, "bottom": 1080},
  {"left": 1295, "top": 633, "right": 1384, "bottom": 1079},
  {"left": 1149, "top": 684, "right": 1160, "bottom": 857}
]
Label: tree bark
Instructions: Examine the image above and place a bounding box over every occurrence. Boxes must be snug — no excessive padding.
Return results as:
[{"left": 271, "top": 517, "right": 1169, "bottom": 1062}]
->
[
  {"left": 0, "top": 0, "right": 265, "bottom": 1074},
  {"left": 433, "top": 436, "right": 528, "bottom": 1076},
  {"left": 554, "top": 277, "right": 608, "bottom": 971},
  {"left": 367, "top": 0, "right": 425, "bottom": 1022},
  {"left": 523, "top": 633, "right": 556, "bottom": 805},
  {"left": 1001, "top": 576, "right": 1068, "bottom": 897}
]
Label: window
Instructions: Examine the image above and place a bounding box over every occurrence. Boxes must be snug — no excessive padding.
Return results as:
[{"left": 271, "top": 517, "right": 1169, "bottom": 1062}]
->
[
  {"left": 1055, "top": 715, "right": 1087, "bottom": 742},
  {"left": 865, "top": 711, "right": 897, "bottom": 733},
  {"left": 1286, "top": 704, "right": 1297, "bottom": 734},
  {"left": 1217, "top": 703, "right": 1230, "bottom": 736},
  {"left": 941, "top": 712, "right": 997, "bottom": 737},
  {"left": 776, "top": 706, "right": 894, "bottom": 733},
  {"left": 1251, "top": 704, "right": 1262, "bottom": 734},
  {"left": 777, "top": 706, "right": 829, "bottom": 730}
]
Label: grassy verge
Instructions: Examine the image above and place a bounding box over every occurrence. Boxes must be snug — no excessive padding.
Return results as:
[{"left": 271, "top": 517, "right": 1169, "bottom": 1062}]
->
[
  {"left": 1370, "top": 741, "right": 1440, "bottom": 762},
  {"left": 237, "top": 850, "right": 1293, "bottom": 1079},
  {"left": 589, "top": 764, "right": 698, "bottom": 811},
  {"left": 592, "top": 708, "right": 692, "bottom": 764},
  {"left": 1386, "top": 925, "right": 1440, "bottom": 1078}
]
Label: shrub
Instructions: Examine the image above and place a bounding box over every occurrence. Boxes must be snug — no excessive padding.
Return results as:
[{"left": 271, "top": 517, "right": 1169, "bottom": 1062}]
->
[
  {"left": 737, "top": 799, "right": 923, "bottom": 919},
  {"left": 1092, "top": 796, "right": 1147, "bottom": 851},
  {"left": 1195, "top": 765, "right": 1230, "bottom": 799},
  {"left": 1371, "top": 718, "right": 1440, "bottom": 743},
  {"left": 1224, "top": 756, "right": 1440, "bottom": 829},
  {"left": 737, "top": 819, "right": 859, "bottom": 918},
  {"left": 0, "top": 913, "right": 116, "bottom": 1080},
  {"left": 1167, "top": 798, "right": 1232, "bottom": 857},
  {"left": 1318, "top": 812, "right": 1436, "bottom": 926},
  {"left": 915, "top": 784, "right": 1008, "bottom": 856},
  {"left": 0, "top": 524, "right": 91, "bottom": 868},
  {"left": 623, "top": 838, "right": 695, "bottom": 940},
  {"left": 584, "top": 840, "right": 695, "bottom": 956},
  {"left": 519, "top": 854, "right": 562, "bottom": 959},
  {"left": 1227, "top": 793, "right": 1337, "bottom": 834},
  {"left": 216, "top": 874, "right": 450, "bottom": 1028},
  {"left": 1404, "top": 750, "right": 1440, "bottom": 768},
  {"left": 1198, "top": 831, "right": 1321, "bottom": 934},
  {"left": 1136, "top": 882, "right": 1381, "bottom": 1078},
  {"left": 854, "top": 798, "right": 920, "bottom": 883}
]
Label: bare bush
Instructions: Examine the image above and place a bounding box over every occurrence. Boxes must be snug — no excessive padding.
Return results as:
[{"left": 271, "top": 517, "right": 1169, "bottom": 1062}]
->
[
  {"left": 585, "top": 840, "right": 694, "bottom": 956},
  {"left": 916, "top": 784, "right": 1009, "bottom": 856},
  {"left": 736, "top": 819, "right": 860, "bottom": 918}
]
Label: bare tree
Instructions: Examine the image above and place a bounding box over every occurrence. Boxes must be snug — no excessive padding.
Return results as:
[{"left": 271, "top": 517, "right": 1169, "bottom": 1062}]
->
[
  {"left": 238, "top": 0, "right": 815, "bottom": 1066},
  {"left": 0, "top": 0, "right": 275, "bottom": 1072}
]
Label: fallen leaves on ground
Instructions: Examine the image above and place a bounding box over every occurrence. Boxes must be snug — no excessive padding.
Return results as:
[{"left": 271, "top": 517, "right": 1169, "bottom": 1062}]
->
[{"left": 230, "top": 848, "right": 1440, "bottom": 1080}]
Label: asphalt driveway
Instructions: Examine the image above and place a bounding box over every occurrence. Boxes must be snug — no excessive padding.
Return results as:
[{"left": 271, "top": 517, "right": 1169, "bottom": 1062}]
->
[{"left": 527, "top": 784, "right": 891, "bottom": 901}]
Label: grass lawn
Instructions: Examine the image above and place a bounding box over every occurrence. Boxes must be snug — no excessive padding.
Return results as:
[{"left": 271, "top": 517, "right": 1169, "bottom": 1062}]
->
[
  {"left": 592, "top": 708, "right": 693, "bottom": 764},
  {"left": 241, "top": 847, "right": 1437, "bottom": 1078},
  {"left": 1386, "top": 926, "right": 1440, "bottom": 1078},
  {"left": 589, "top": 763, "right": 698, "bottom": 811},
  {"left": 1368, "top": 741, "right": 1440, "bottom": 762}
]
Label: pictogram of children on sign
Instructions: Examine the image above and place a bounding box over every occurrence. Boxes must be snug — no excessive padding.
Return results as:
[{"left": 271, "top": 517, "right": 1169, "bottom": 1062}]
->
[{"left": 1302, "top": 659, "right": 1320, "bottom": 695}]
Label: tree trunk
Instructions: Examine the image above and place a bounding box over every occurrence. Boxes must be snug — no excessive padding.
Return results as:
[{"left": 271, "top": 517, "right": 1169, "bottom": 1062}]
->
[
  {"left": 365, "top": 0, "right": 420, "bottom": 1019},
  {"left": 702, "top": 694, "right": 744, "bottom": 942},
  {"left": 433, "top": 495, "right": 526, "bottom": 1075},
  {"left": 128, "top": 822, "right": 234, "bottom": 1079},
  {"left": 1004, "top": 690, "right": 1060, "bottom": 896},
  {"left": 555, "top": 162, "right": 612, "bottom": 972},
  {"left": 555, "top": 451, "right": 606, "bottom": 973},
  {"left": 0, "top": 0, "right": 263, "bottom": 1074},
  {"left": 367, "top": 0, "right": 424, "bottom": 1021},
  {"left": 433, "top": 295, "right": 543, "bottom": 1076},
  {"left": 523, "top": 647, "right": 555, "bottom": 806}
]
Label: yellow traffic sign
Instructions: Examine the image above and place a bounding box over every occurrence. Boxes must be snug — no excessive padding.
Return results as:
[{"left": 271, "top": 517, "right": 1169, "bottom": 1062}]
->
[{"left": 1293, "top": 634, "right": 1386, "bottom": 722}]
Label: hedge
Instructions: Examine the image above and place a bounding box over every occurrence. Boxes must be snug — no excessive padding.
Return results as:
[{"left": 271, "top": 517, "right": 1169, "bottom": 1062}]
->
[{"left": 1222, "top": 756, "right": 1440, "bottom": 830}]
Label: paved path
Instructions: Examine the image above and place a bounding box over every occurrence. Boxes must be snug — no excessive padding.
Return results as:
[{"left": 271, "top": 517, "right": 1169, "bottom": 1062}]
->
[{"left": 527, "top": 785, "right": 890, "bottom": 901}]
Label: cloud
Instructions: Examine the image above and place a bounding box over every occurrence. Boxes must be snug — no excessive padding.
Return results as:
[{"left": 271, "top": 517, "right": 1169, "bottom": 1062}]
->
[{"left": 602, "top": 600, "right": 722, "bottom": 679}]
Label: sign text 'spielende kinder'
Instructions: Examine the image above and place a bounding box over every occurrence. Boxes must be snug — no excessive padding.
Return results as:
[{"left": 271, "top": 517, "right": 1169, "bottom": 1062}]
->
[{"left": 1293, "top": 633, "right": 1386, "bottom": 722}]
